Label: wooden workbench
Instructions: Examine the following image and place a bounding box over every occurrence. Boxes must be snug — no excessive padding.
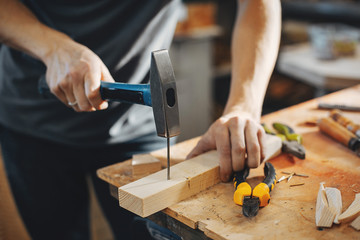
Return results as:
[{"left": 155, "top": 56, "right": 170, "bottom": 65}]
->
[{"left": 97, "top": 85, "right": 360, "bottom": 239}]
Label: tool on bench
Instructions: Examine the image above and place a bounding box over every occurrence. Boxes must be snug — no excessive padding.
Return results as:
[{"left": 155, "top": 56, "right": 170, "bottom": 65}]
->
[
  {"left": 39, "top": 49, "right": 180, "bottom": 180},
  {"left": 318, "top": 103, "right": 360, "bottom": 112},
  {"left": 263, "top": 122, "right": 306, "bottom": 160},
  {"left": 318, "top": 117, "right": 360, "bottom": 156},
  {"left": 232, "top": 123, "right": 305, "bottom": 217},
  {"left": 329, "top": 109, "right": 360, "bottom": 138},
  {"left": 233, "top": 162, "right": 277, "bottom": 217}
]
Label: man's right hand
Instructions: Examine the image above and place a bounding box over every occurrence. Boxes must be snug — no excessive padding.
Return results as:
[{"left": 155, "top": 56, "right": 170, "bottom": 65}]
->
[
  {"left": 43, "top": 39, "right": 114, "bottom": 112},
  {"left": 0, "top": 0, "right": 114, "bottom": 112}
]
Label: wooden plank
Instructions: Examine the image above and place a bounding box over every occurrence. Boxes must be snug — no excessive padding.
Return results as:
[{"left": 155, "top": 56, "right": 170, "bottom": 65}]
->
[
  {"left": 132, "top": 154, "right": 161, "bottom": 177},
  {"left": 119, "top": 150, "right": 220, "bottom": 218},
  {"left": 118, "top": 135, "right": 282, "bottom": 217},
  {"left": 150, "top": 137, "right": 201, "bottom": 167}
]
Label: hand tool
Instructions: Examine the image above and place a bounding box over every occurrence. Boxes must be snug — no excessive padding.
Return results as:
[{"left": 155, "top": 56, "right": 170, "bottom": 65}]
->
[
  {"left": 39, "top": 49, "right": 180, "bottom": 180},
  {"left": 318, "top": 103, "right": 360, "bottom": 112},
  {"left": 233, "top": 162, "right": 277, "bottom": 217},
  {"left": 329, "top": 109, "right": 360, "bottom": 138},
  {"left": 318, "top": 117, "right": 360, "bottom": 156},
  {"left": 263, "top": 123, "right": 306, "bottom": 159}
]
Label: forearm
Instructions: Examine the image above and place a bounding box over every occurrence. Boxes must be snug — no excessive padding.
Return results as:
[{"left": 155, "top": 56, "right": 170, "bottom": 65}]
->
[
  {"left": 224, "top": 0, "right": 281, "bottom": 121},
  {"left": 0, "top": 0, "right": 70, "bottom": 62}
]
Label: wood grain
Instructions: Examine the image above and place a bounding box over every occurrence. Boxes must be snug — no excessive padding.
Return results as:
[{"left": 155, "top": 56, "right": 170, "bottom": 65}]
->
[
  {"left": 118, "top": 135, "right": 281, "bottom": 218},
  {"left": 97, "top": 85, "right": 360, "bottom": 239},
  {"left": 351, "top": 215, "right": 360, "bottom": 230},
  {"left": 316, "top": 183, "right": 336, "bottom": 227},
  {"left": 132, "top": 154, "right": 161, "bottom": 177},
  {"left": 338, "top": 193, "right": 360, "bottom": 223},
  {"left": 119, "top": 151, "right": 220, "bottom": 217},
  {"left": 150, "top": 137, "right": 201, "bottom": 167}
]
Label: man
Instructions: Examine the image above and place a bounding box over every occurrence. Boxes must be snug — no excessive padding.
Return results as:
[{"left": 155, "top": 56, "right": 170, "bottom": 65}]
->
[{"left": 0, "top": 0, "right": 281, "bottom": 239}]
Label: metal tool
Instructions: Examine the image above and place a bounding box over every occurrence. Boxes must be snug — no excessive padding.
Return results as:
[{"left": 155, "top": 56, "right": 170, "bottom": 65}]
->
[
  {"left": 263, "top": 123, "right": 306, "bottom": 160},
  {"left": 318, "top": 103, "right": 360, "bottom": 112},
  {"left": 39, "top": 49, "right": 180, "bottom": 180},
  {"left": 233, "top": 162, "right": 277, "bottom": 217},
  {"left": 318, "top": 117, "right": 360, "bottom": 156},
  {"left": 329, "top": 109, "right": 360, "bottom": 138}
]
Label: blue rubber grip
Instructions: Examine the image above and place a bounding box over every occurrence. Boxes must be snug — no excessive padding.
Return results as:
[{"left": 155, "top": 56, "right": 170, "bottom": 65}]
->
[{"left": 100, "top": 82, "right": 152, "bottom": 107}]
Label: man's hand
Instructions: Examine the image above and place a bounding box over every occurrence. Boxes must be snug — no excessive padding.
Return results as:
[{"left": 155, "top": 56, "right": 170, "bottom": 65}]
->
[
  {"left": 0, "top": 0, "right": 114, "bottom": 112},
  {"left": 187, "top": 112, "right": 266, "bottom": 182},
  {"left": 187, "top": 0, "right": 281, "bottom": 182},
  {"left": 44, "top": 39, "right": 114, "bottom": 112}
]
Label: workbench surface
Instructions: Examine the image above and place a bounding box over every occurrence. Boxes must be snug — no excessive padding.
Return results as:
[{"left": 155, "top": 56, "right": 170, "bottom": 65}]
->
[{"left": 97, "top": 85, "right": 360, "bottom": 240}]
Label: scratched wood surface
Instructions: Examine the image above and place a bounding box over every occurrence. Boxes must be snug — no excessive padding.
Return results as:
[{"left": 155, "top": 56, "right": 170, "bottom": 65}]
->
[{"left": 97, "top": 85, "right": 360, "bottom": 239}]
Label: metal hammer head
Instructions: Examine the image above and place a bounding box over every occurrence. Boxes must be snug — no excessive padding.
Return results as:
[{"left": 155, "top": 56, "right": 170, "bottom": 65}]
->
[{"left": 150, "top": 50, "right": 180, "bottom": 138}]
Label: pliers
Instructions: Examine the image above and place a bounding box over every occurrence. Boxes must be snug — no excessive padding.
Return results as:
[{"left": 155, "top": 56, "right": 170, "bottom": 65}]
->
[
  {"left": 232, "top": 123, "right": 305, "bottom": 218},
  {"left": 233, "top": 162, "right": 277, "bottom": 217},
  {"left": 262, "top": 122, "right": 306, "bottom": 159}
]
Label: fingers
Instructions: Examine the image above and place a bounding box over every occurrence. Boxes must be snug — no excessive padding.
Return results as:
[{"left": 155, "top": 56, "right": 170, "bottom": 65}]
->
[
  {"left": 258, "top": 128, "right": 266, "bottom": 163},
  {"left": 215, "top": 123, "right": 232, "bottom": 182},
  {"left": 244, "top": 120, "right": 261, "bottom": 168},
  {"left": 229, "top": 118, "right": 246, "bottom": 172},
  {"left": 186, "top": 134, "right": 215, "bottom": 160},
  {"left": 45, "top": 43, "right": 112, "bottom": 112},
  {"left": 187, "top": 116, "right": 264, "bottom": 183}
]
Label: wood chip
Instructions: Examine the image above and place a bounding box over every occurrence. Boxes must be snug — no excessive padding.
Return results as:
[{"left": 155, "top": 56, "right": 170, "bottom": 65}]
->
[
  {"left": 316, "top": 183, "right": 336, "bottom": 227},
  {"left": 338, "top": 193, "right": 360, "bottom": 223},
  {"left": 325, "top": 187, "right": 342, "bottom": 224},
  {"left": 350, "top": 215, "right": 360, "bottom": 231}
]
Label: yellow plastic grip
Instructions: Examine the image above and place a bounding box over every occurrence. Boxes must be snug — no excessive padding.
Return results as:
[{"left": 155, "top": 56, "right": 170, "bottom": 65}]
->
[
  {"left": 252, "top": 183, "right": 271, "bottom": 207},
  {"left": 233, "top": 182, "right": 252, "bottom": 206}
]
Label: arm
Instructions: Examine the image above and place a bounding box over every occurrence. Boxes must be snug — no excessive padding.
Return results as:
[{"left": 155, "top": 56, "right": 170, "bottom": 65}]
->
[
  {"left": 0, "top": 0, "right": 113, "bottom": 111},
  {"left": 188, "top": 0, "right": 281, "bottom": 182}
]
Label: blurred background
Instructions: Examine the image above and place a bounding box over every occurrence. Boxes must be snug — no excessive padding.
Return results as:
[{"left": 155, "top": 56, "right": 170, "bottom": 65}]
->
[{"left": 172, "top": 0, "right": 360, "bottom": 142}]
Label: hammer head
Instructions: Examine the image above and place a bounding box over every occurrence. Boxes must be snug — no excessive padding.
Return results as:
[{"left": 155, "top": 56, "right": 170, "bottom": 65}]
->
[{"left": 150, "top": 50, "right": 180, "bottom": 138}]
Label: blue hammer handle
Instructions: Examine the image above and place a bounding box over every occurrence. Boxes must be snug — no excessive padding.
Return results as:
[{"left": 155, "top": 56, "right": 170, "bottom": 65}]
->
[
  {"left": 100, "top": 82, "right": 152, "bottom": 107},
  {"left": 38, "top": 76, "right": 152, "bottom": 107}
]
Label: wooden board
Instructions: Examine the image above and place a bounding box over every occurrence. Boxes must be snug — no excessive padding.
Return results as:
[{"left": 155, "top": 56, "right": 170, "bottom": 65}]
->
[
  {"left": 132, "top": 154, "right": 161, "bottom": 177},
  {"left": 150, "top": 137, "right": 201, "bottom": 167},
  {"left": 97, "top": 85, "right": 360, "bottom": 239},
  {"left": 119, "top": 151, "right": 220, "bottom": 217},
  {"left": 118, "top": 135, "right": 281, "bottom": 217}
]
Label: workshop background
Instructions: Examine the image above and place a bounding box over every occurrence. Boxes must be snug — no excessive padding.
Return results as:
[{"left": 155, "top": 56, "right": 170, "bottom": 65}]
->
[{"left": 1, "top": 0, "right": 360, "bottom": 239}]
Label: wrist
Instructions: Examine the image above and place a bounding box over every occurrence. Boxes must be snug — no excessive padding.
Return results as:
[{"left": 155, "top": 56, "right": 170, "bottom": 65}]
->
[
  {"left": 223, "top": 104, "right": 261, "bottom": 122},
  {"left": 39, "top": 29, "right": 73, "bottom": 65}
]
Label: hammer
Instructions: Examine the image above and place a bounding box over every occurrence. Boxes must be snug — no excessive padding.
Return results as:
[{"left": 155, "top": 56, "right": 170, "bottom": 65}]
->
[
  {"left": 100, "top": 50, "right": 181, "bottom": 179},
  {"left": 39, "top": 49, "right": 180, "bottom": 179}
]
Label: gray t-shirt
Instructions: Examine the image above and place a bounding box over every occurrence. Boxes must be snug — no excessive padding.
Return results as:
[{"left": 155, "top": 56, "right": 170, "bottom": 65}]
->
[{"left": 0, "top": 0, "right": 180, "bottom": 146}]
